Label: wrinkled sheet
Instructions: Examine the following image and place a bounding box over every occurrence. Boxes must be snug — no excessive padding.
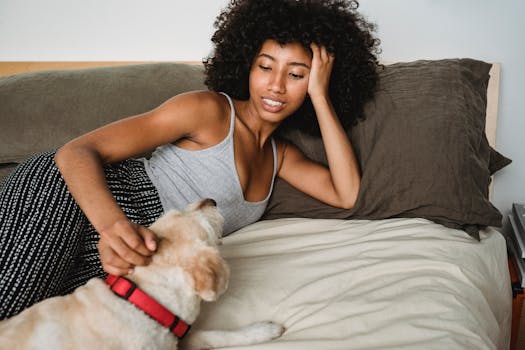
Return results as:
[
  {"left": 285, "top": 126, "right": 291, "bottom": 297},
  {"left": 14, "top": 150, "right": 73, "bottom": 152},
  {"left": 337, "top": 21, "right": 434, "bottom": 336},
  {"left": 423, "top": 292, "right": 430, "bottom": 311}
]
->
[{"left": 194, "top": 218, "right": 511, "bottom": 350}]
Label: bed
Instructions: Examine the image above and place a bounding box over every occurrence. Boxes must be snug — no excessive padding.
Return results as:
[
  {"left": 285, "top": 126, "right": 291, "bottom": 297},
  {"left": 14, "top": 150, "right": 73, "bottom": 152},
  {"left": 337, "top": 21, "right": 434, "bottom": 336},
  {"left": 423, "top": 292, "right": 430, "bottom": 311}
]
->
[
  {"left": 0, "top": 59, "right": 512, "bottom": 349},
  {"left": 195, "top": 218, "right": 509, "bottom": 350}
]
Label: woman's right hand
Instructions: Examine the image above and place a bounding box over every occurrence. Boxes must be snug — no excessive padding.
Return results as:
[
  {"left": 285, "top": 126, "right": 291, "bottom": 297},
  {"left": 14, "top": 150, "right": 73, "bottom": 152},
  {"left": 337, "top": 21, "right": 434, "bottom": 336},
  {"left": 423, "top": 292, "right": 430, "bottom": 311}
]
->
[{"left": 97, "top": 219, "right": 158, "bottom": 276}]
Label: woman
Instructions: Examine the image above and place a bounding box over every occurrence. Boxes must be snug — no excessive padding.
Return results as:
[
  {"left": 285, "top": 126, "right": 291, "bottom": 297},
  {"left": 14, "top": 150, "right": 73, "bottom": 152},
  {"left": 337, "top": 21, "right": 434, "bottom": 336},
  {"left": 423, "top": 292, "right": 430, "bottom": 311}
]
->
[{"left": 0, "top": 0, "right": 380, "bottom": 319}]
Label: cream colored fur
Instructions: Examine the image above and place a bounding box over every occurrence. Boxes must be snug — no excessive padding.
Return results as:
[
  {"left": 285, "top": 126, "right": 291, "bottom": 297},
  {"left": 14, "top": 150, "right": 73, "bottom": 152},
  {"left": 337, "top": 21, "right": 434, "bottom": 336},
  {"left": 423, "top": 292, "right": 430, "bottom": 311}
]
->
[{"left": 0, "top": 199, "right": 283, "bottom": 349}]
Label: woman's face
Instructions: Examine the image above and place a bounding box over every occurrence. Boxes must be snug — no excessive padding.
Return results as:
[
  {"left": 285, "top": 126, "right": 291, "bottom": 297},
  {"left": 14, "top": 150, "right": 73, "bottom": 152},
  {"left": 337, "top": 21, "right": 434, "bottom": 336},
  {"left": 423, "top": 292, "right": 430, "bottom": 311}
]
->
[{"left": 248, "top": 39, "right": 312, "bottom": 123}]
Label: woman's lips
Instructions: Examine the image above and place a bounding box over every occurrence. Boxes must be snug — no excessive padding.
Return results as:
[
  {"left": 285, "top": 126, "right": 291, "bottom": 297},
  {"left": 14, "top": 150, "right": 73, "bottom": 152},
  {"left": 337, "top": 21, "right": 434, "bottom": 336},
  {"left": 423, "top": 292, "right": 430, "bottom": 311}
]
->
[{"left": 262, "top": 97, "right": 285, "bottom": 112}]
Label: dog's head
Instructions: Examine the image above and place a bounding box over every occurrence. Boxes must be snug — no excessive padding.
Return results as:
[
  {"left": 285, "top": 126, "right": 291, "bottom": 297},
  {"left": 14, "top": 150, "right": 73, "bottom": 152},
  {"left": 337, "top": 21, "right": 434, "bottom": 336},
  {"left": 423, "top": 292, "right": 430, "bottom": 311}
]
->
[
  {"left": 151, "top": 198, "right": 224, "bottom": 246},
  {"left": 149, "top": 199, "right": 229, "bottom": 301}
]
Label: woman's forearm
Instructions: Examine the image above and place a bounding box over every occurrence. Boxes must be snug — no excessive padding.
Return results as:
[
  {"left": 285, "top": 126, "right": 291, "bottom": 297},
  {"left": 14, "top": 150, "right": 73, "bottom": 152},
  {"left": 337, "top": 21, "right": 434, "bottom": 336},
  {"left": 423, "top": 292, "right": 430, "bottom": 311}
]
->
[
  {"left": 306, "top": 44, "right": 360, "bottom": 208},
  {"left": 311, "top": 95, "right": 361, "bottom": 208},
  {"left": 54, "top": 144, "right": 128, "bottom": 233}
]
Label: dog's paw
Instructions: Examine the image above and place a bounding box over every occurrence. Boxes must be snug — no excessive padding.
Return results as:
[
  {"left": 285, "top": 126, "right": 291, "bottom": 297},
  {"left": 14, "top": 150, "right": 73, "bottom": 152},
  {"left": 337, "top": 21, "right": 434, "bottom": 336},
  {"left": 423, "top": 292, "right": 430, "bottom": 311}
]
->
[
  {"left": 183, "top": 321, "right": 284, "bottom": 349},
  {"left": 240, "top": 321, "right": 285, "bottom": 342}
]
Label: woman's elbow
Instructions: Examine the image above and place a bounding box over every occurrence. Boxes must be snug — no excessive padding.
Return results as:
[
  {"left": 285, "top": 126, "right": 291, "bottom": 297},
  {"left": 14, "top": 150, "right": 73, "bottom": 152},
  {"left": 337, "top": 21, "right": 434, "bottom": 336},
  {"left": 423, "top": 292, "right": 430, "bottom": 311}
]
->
[
  {"left": 54, "top": 142, "right": 100, "bottom": 170},
  {"left": 54, "top": 143, "right": 73, "bottom": 169},
  {"left": 339, "top": 197, "right": 357, "bottom": 210},
  {"left": 338, "top": 183, "right": 360, "bottom": 209}
]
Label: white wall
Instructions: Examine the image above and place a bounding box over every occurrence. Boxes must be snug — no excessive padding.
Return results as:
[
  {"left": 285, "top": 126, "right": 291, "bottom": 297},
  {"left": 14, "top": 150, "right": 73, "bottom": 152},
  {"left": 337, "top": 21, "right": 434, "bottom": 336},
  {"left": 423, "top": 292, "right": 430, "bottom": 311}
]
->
[
  {"left": 1, "top": 0, "right": 524, "bottom": 227},
  {"left": 0, "top": 0, "right": 225, "bottom": 61}
]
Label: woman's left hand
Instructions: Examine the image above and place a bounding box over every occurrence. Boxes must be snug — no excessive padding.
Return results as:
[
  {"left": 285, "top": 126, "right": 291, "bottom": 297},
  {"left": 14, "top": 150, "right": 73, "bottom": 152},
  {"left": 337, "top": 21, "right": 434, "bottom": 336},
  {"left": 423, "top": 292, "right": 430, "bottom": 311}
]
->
[{"left": 308, "top": 43, "right": 335, "bottom": 100}]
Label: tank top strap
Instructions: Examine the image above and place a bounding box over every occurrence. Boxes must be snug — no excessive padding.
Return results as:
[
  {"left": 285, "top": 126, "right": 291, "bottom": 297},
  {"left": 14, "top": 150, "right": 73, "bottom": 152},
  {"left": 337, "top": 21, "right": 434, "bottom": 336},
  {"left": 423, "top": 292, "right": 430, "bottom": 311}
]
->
[
  {"left": 270, "top": 137, "right": 277, "bottom": 180},
  {"left": 218, "top": 92, "right": 236, "bottom": 137}
]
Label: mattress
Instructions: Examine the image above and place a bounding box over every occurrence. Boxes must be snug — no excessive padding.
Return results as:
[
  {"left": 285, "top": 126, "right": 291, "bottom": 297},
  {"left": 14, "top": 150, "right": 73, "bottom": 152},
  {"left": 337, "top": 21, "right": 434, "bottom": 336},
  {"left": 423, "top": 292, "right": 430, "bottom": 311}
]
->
[{"left": 192, "top": 217, "right": 512, "bottom": 350}]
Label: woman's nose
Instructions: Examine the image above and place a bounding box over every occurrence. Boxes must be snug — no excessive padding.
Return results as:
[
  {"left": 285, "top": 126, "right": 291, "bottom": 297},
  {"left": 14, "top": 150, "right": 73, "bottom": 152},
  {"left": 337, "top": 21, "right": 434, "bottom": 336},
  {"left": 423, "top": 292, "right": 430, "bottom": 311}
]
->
[{"left": 268, "top": 73, "right": 286, "bottom": 94}]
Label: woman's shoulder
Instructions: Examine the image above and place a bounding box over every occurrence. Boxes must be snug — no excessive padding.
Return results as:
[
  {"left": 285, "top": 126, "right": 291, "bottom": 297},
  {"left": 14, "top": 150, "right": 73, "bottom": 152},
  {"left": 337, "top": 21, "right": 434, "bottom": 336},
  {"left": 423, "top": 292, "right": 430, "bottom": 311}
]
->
[
  {"left": 163, "top": 90, "right": 231, "bottom": 124},
  {"left": 155, "top": 91, "right": 232, "bottom": 145}
]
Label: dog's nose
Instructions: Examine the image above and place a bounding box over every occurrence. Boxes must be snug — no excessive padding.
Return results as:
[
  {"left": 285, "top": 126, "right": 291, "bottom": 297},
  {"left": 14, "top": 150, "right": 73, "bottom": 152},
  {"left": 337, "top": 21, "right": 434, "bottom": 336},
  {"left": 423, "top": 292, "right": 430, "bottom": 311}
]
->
[{"left": 203, "top": 198, "right": 217, "bottom": 207}]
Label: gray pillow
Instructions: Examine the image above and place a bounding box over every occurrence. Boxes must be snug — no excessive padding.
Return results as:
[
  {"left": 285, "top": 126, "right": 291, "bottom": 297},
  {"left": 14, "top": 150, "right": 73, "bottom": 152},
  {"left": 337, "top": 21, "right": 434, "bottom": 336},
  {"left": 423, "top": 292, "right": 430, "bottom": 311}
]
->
[{"left": 263, "top": 59, "right": 511, "bottom": 240}]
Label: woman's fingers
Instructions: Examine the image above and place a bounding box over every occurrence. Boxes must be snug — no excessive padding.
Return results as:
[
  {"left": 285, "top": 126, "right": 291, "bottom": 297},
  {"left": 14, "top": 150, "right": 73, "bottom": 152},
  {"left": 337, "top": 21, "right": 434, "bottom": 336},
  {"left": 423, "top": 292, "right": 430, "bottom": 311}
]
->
[
  {"left": 114, "top": 220, "right": 154, "bottom": 258},
  {"left": 318, "top": 43, "right": 328, "bottom": 61},
  {"left": 311, "top": 43, "right": 334, "bottom": 63},
  {"left": 98, "top": 220, "right": 156, "bottom": 275},
  {"left": 110, "top": 234, "right": 152, "bottom": 267},
  {"left": 310, "top": 42, "right": 320, "bottom": 57},
  {"left": 98, "top": 237, "right": 134, "bottom": 275},
  {"left": 137, "top": 226, "right": 158, "bottom": 253}
]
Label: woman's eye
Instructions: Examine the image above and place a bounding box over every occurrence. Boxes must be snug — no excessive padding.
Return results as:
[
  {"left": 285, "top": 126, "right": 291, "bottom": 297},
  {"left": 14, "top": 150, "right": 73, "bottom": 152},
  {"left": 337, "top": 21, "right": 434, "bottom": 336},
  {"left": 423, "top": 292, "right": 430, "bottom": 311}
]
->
[
  {"left": 259, "top": 65, "right": 271, "bottom": 71},
  {"left": 289, "top": 73, "right": 304, "bottom": 79}
]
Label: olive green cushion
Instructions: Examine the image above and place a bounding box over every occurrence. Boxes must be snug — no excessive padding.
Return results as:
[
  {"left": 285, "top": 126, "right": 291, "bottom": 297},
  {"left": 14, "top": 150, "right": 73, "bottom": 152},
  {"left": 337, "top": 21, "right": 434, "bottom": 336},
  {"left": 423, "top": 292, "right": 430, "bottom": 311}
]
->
[{"left": 0, "top": 63, "right": 206, "bottom": 183}]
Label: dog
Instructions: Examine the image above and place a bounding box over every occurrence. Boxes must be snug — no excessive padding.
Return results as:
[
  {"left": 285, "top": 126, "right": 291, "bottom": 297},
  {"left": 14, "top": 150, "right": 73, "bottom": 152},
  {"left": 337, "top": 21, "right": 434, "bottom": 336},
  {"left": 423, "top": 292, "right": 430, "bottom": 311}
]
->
[{"left": 0, "top": 198, "right": 284, "bottom": 349}]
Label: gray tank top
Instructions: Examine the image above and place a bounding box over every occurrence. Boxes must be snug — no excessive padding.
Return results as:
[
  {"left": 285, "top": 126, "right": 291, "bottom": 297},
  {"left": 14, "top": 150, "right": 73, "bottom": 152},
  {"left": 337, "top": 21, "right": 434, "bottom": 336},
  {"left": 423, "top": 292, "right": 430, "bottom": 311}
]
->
[{"left": 142, "top": 92, "right": 277, "bottom": 235}]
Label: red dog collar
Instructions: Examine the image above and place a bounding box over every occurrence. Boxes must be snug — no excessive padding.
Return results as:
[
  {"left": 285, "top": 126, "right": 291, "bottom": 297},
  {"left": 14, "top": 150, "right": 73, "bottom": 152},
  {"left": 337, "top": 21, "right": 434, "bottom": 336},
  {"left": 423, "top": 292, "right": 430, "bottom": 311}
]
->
[{"left": 105, "top": 274, "right": 191, "bottom": 338}]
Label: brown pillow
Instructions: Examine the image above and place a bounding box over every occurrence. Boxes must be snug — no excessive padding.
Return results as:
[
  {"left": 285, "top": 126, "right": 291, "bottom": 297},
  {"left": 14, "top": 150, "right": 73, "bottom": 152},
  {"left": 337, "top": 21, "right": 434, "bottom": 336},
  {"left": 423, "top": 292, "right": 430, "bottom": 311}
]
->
[{"left": 262, "top": 59, "right": 511, "bottom": 240}]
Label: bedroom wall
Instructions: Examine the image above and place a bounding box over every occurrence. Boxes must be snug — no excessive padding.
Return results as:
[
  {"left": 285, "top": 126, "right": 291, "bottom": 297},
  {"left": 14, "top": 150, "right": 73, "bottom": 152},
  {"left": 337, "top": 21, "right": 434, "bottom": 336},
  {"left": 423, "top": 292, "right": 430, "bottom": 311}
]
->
[{"left": 0, "top": 0, "right": 524, "bottom": 229}]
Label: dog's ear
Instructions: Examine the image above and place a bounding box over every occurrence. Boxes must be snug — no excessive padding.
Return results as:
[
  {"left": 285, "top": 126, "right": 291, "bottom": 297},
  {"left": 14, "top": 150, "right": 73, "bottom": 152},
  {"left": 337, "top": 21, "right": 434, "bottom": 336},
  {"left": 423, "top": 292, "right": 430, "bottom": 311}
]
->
[{"left": 185, "top": 247, "right": 230, "bottom": 301}]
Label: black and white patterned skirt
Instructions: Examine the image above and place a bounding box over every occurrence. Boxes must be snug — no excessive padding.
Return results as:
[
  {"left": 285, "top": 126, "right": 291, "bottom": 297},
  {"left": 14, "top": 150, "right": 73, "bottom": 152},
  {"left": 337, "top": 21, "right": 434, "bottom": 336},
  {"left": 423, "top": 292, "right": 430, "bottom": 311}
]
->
[{"left": 0, "top": 150, "right": 163, "bottom": 319}]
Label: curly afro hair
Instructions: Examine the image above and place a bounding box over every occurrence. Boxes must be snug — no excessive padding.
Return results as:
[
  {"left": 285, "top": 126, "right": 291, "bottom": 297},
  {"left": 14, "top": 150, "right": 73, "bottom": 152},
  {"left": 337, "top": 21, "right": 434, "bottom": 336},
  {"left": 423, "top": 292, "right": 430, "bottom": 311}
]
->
[{"left": 204, "top": 0, "right": 380, "bottom": 136}]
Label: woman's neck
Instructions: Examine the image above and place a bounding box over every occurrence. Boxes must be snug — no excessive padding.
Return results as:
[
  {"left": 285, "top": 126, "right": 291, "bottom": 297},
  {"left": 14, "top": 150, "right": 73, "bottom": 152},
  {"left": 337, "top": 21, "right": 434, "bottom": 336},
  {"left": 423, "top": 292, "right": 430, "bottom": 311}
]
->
[{"left": 233, "top": 99, "right": 279, "bottom": 149}]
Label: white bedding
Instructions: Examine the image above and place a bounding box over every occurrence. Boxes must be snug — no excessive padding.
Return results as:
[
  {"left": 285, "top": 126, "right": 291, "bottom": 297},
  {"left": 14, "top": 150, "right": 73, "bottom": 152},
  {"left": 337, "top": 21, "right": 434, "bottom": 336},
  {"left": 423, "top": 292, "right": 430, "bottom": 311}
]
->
[{"left": 193, "top": 217, "right": 512, "bottom": 350}]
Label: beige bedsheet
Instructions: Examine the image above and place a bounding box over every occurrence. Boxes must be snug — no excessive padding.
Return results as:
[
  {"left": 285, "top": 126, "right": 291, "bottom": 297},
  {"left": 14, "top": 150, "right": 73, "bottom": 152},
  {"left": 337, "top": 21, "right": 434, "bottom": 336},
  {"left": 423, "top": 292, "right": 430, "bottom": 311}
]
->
[{"left": 194, "top": 217, "right": 511, "bottom": 350}]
